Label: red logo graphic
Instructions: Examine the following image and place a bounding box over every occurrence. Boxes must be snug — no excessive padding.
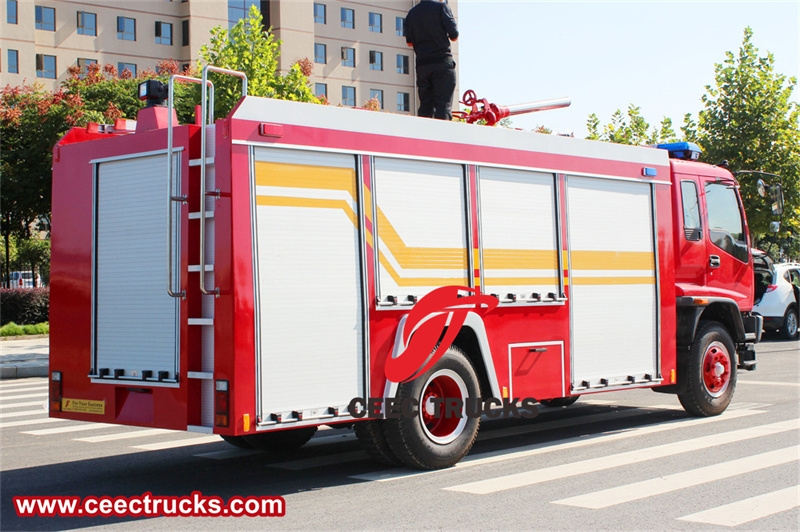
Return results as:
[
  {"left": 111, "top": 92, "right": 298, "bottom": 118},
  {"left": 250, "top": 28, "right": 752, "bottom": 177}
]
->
[{"left": 385, "top": 286, "right": 498, "bottom": 383}]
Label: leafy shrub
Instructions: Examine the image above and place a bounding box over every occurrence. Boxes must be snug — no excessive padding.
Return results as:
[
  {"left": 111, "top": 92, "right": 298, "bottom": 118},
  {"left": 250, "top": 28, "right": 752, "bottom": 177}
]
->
[
  {"left": 22, "top": 323, "right": 49, "bottom": 335},
  {"left": 0, "top": 322, "right": 25, "bottom": 336},
  {"left": 0, "top": 288, "right": 49, "bottom": 325}
]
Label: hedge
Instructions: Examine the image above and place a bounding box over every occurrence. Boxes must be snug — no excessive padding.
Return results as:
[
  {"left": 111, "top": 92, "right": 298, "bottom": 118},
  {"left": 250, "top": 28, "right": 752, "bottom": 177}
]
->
[{"left": 0, "top": 288, "right": 49, "bottom": 326}]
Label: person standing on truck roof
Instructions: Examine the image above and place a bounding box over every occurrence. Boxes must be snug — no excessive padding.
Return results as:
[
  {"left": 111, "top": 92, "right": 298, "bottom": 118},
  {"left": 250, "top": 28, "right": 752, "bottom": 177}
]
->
[{"left": 404, "top": 0, "right": 459, "bottom": 121}]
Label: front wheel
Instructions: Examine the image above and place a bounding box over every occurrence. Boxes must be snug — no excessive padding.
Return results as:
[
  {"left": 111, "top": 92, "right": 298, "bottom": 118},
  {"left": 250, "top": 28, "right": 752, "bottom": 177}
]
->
[
  {"left": 780, "top": 306, "right": 798, "bottom": 340},
  {"left": 678, "top": 321, "right": 737, "bottom": 416},
  {"left": 384, "top": 347, "right": 481, "bottom": 470}
]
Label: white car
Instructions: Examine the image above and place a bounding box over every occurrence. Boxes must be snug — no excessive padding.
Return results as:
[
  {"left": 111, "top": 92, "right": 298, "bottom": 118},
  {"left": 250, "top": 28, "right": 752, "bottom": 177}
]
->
[{"left": 753, "top": 254, "right": 800, "bottom": 340}]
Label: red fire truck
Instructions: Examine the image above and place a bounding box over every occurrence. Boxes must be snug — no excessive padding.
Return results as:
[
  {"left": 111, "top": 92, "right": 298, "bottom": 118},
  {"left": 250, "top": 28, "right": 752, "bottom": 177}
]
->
[{"left": 49, "top": 69, "right": 777, "bottom": 470}]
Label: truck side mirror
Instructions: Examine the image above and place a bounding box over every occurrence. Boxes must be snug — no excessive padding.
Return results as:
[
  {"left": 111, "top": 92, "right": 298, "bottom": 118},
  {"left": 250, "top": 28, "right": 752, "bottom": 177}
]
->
[
  {"left": 756, "top": 179, "right": 767, "bottom": 198},
  {"left": 770, "top": 221, "right": 781, "bottom": 233},
  {"left": 771, "top": 184, "right": 784, "bottom": 216}
]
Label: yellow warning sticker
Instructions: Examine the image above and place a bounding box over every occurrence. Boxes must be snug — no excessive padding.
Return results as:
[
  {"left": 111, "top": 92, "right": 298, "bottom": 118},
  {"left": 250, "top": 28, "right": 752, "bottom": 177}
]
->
[{"left": 62, "top": 398, "right": 105, "bottom": 415}]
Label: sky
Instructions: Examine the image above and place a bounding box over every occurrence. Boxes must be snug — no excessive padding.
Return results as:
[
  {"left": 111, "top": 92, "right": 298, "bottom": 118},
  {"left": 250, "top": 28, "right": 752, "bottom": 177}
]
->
[{"left": 456, "top": 1, "right": 800, "bottom": 138}]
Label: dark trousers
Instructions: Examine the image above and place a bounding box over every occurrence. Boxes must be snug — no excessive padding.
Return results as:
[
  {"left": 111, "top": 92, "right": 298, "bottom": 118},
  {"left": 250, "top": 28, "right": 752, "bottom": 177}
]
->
[{"left": 416, "top": 62, "right": 457, "bottom": 120}]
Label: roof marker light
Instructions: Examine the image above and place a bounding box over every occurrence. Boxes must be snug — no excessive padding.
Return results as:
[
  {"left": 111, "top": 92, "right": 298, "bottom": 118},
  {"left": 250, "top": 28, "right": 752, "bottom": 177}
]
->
[
  {"left": 642, "top": 167, "right": 658, "bottom": 177},
  {"left": 656, "top": 142, "right": 702, "bottom": 161}
]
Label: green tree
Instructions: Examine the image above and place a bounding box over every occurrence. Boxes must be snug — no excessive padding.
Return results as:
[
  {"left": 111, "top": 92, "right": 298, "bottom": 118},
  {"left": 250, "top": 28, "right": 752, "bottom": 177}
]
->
[
  {"left": 586, "top": 105, "right": 680, "bottom": 145},
  {"left": 16, "top": 238, "right": 50, "bottom": 287},
  {"left": 685, "top": 27, "right": 800, "bottom": 255},
  {"left": 199, "top": 5, "right": 319, "bottom": 119}
]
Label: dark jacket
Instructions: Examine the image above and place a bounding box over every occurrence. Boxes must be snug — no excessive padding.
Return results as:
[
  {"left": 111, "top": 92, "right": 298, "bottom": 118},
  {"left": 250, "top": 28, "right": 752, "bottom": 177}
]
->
[{"left": 404, "top": 0, "right": 459, "bottom": 67}]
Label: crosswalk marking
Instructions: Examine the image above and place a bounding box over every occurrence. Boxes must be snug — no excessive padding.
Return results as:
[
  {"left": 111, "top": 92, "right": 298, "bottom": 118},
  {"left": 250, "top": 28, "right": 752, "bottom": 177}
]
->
[
  {"left": 0, "top": 417, "right": 67, "bottom": 429},
  {"left": 0, "top": 392, "right": 47, "bottom": 400},
  {"left": 0, "top": 379, "right": 46, "bottom": 389},
  {"left": 738, "top": 380, "right": 800, "bottom": 388},
  {"left": 23, "top": 423, "right": 117, "bottom": 436},
  {"left": 677, "top": 485, "right": 800, "bottom": 526},
  {"left": 132, "top": 436, "right": 222, "bottom": 451},
  {"left": 0, "top": 409, "right": 47, "bottom": 419},
  {"left": 0, "top": 386, "right": 48, "bottom": 395},
  {"left": 74, "top": 429, "right": 177, "bottom": 443},
  {"left": 443, "top": 418, "right": 798, "bottom": 494},
  {"left": 351, "top": 408, "right": 763, "bottom": 483},
  {"left": 552, "top": 446, "right": 800, "bottom": 508},
  {"left": 0, "top": 400, "right": 46, "bottom": 409}
]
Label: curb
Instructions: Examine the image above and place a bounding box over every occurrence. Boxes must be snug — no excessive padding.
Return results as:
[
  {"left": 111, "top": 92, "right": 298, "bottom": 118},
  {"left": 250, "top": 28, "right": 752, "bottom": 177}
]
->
[
  {"left": 0, "top": 365, "right": 49, "bottom": 379},
  {"left": 0, "top": 334, "right": 50, "bottom": 342}
]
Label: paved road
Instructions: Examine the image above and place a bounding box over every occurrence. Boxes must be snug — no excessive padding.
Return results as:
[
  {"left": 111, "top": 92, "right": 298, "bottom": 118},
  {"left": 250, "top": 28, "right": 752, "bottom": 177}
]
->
[{"left": 0, "top": 337, "right": 797, "bottom": 530}]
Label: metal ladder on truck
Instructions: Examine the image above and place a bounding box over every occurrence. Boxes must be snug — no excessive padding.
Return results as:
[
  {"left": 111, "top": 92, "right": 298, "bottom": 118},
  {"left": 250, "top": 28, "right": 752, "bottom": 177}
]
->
[{"left": 166, "top": 67, "right": 248, "bottom": 433}]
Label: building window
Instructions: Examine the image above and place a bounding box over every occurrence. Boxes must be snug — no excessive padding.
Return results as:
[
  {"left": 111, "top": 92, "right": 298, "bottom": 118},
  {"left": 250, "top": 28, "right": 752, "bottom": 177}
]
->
[
  {"left": 8, "top": 49, "right": 18, "bottom": 73},
  {"left": 315, "top": 83, "right": 327, "bottom": 99},
  {"left": 182, "top": 20, "right": 189, "bottom": 46},
  {"left": 35, "top": 5, "right": 55, "bottom": 31},
  {"left": 342, "top": 86, "right": 355, "bottom": 107},
  {"left": 369, "top": 89, "right": 383, "bottom": 109},
  {"left": 228, "top": 0, "right": 260, "bottom": 28},
  {"left": 395, "top": 16, "right": 404, "bottom": 37},
  {"left": 7, "top": 0, "right": 17, "bottom": 24},
  {"left": 314, "top": 3, "right": 325, "bottom": 24},
  {"left": 77, "top": 58, "right": 97, "bottom": 77},
  {"left": 397, "top": 92, "right": 410, "bottom": 112},
  {"left": 369, "top": 51, "right": 383, "bottom": 71},
  {"left": 155, "top": 21, "right": 173, "bottom": 45},
  {"left": 340, "top": 7, "right": 354, "bottom": 29},
  {"left": 369, "top": 12, "right": 382, "bottom": 33},
  {"left": 77, "top": 11, "right": 96, "bottom": 36},
  {"left": 117, "top": 17, "right": 136, "bottom": 41},
  {"left": 341, "top": 47, "right": 354, "bottom": 67},
  {"left": 314, "top": 43, "right": 326, "bottom": 64},
  {"left": 396, "top": 54, "right": 409, "bottom": 74},
  {"left": 118, "top": 62, "right": 137, "bottom": 77},
  {"left": 35, "top": 54, "right": 56, "bottom": 79}
]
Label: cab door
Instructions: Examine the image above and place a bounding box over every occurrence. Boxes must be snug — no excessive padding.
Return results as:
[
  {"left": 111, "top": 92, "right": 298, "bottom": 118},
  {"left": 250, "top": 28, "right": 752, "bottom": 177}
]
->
[{"left": 702, "top": 177, "right": 753, "bottom": 309}]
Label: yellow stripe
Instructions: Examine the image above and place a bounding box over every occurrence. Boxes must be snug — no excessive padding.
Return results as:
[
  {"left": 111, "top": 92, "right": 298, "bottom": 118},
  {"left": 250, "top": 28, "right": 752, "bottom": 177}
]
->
[
  {"left": 255, "top": 161, "right": 356, "bottom": 198},
  {"left": 375, "top": 208, "right": 468, "bottom": 270},
  {"left": 483, "top": 249, "right": 558, "bottom": 270},
  {"left": 571, "top": 276, "right": 655, "bottom": 285},
  {"left": 363, "top": 186, "right": 373, "bottom": 223},
  {"left": 571, "top": 251, "right": 654, "bottom": 270},
  {"left": 256, "top": 196, "right": 358, "bottom": 226}
]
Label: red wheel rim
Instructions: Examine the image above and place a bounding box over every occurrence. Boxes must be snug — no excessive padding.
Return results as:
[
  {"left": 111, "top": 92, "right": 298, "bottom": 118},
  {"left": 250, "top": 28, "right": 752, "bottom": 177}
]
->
[
  {"left": 702, "top": 341, "right": 731, "bottom": 397},
  {"left": 419, "top": 370, "right": 468, "bottom": 444}
]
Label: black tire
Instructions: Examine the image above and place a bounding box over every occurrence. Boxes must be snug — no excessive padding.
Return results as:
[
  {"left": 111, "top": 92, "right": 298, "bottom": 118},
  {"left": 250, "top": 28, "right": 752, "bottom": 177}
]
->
[
  {"left": 383, "top": 347, "right": 481, "bottom": 470},
  {"left": 539, "top": 396, "right": 579, "bottom": 408},
  {"left": 678, "top": 321, "right": 737, "bottom": 416},
  {"left": 242, "top": 426, "right": 318, "bottom": 451},
  {"left": 354, "top": 419, "right": 402, "bottom": 466},
  {"left": 780, "top": 306, "right": 798, "bottom": 340},
  {"left": 220, "top": 435, "right": 254, "bottom": 449}
]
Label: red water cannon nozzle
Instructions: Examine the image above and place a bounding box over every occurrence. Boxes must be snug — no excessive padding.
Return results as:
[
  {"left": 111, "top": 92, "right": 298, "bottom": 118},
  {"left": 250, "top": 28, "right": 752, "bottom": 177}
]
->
[{"left": 453, "top": 90, "right": 571, "bottom": 126}]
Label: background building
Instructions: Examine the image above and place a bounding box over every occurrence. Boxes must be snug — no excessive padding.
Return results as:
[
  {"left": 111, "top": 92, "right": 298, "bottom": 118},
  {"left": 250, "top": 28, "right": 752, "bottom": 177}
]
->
[{"left": 1, "top": 0, "right": 460, "bottom": 114}]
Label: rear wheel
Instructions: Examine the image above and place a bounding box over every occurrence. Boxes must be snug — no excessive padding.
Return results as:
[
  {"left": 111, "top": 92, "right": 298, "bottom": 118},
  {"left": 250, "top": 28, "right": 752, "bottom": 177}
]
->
[
  {"left": 384, "top": 347, "right": 480, "bottom": 470},
  {"left": 242, "top": 427, "right": 318, "bottom": 451},
  {"left": 678, "top": 321, "right": 737, "bottom": 416},
  {"left": 781, "top": 306, "right": 798, "bottom": 340},
  {"left": 354, "top": 419, "right": 402, "bottom": 466},
  {"left": 539, "top": 396, "right": 579, "bottom": 408}
]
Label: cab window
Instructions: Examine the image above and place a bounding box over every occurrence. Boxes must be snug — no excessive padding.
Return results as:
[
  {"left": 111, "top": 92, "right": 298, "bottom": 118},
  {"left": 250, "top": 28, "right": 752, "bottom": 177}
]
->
[
  {"left": 681, "top": 181, "right": 701, "bottom": 241},
  {"left": 704, "top": 182, "right": 748, "bottom": 262}
]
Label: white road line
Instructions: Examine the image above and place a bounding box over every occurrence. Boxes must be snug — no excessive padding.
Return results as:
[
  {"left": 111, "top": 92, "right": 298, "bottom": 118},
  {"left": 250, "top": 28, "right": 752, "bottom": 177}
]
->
[
  {"left": 23, "top": 423, "right": 118, "bottom": 436},
  {"left": 677, "top": 485, "right": 800, "bottom": 527},
  {"left": 443, "top": 418, "right": 798, "bottom": 494},
  {"left": 132, "top": 436, "right": 222, "bottom": 451},
  {"left": 0, "top": 400, "right": 46, "bottom": 409},
  {"left": 350, "top": 408, "right": 763, "bottom": 483},
  {"left": 0, "top": 417, "right": 68, "bottom": 429},
  {"left": 738, "top": 380, "right": 800, "bottom": 388},
  {"left": 553, "top": 446, "right": 800, "bottom": 508},
  {"left": 0, "top": 386, "right": 48, "bottom": 395},
  {"left": 0, "top": 409, "right": 47, "bottom": 419},
  {"left": 0, "top": 379, "right": 47, "bottom": 389},
  {"left": 74, "top": 429, "right": 177, "bottom": 443},
  {"left": 0, "top": 392, "right": 47, "bottom": 400},
  {"left": 270, "top": 451, "right": 368, "bottom": 470}
]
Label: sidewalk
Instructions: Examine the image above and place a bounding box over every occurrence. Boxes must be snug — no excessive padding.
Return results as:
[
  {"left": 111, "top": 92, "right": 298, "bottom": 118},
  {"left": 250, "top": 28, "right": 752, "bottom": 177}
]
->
[{"left": 0, "top": 337, "right": 49, "bottom": 379}]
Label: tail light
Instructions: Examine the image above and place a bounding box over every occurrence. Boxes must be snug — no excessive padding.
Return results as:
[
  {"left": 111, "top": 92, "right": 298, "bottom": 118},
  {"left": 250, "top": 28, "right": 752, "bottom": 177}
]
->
[
  {"left": 214, "top": 380, "right": 229, "bottom": 427},
  {"left": 50, "top": 371, "right": 62, "bottom": 412},
  {"left": 765, "top": 285, "right": 777, "bottom": 293}
]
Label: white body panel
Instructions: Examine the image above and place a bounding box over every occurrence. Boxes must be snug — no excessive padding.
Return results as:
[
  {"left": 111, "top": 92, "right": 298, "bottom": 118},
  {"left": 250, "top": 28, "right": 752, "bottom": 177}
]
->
[
  {"left": 94, "top": 154, "right": 179, "bottom": 381},
  {"left": 253, "top": 147, "right": 364, "bottom": 420}
]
